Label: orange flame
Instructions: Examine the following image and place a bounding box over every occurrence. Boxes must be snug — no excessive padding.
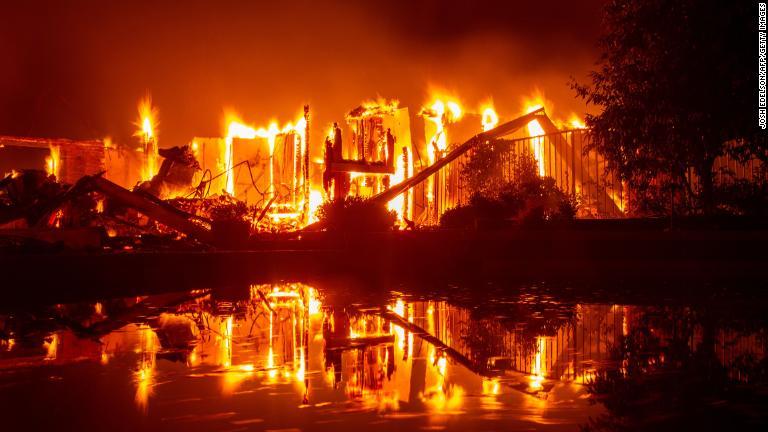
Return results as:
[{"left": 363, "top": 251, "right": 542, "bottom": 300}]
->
[
  {"left": 45, "top": 145, "right": 60, "bottom": 179},
  {"left": 134, "top": 96, "right": 159, "bottom": 181},
  {"left": 523, "top": 93, "right": 550, "bottom": 177},
  {"left": 481, "top": 106, "right": 499, "bottom": 132}
]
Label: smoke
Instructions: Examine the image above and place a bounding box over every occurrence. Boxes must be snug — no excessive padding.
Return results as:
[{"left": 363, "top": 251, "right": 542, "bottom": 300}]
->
[{"left": 0, "top": 0, "right": 603, "bottom": 150}]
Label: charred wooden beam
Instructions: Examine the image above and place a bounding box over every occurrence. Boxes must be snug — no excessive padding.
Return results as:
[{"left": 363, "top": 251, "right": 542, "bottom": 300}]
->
[
  {"left": 369, "top": 108, "right": 549, "bottom": 207},
  {"left": 83, "top": 175, "right": 216, "bottom": 245}
]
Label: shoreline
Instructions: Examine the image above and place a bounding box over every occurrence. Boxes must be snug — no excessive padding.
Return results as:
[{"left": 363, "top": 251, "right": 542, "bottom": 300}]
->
[{"left": 1, "top": 226, "right": 766, "bottom": 306}]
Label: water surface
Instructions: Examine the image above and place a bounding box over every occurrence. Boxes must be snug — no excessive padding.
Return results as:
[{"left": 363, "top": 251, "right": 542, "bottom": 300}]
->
[{"left": 1, "top": 282, "right": 766, "bottom": 431}]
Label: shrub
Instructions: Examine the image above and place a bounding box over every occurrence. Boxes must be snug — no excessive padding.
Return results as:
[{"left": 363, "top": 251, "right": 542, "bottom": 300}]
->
[
  {"left": 316, "top": 196, "right": 397, "bottom": 232},
  {"left": 441, "top": 150, "right": 577, "bottom": 228}
]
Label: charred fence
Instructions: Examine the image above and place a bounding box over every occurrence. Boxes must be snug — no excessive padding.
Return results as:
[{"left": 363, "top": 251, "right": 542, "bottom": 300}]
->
[
  {"left": 414, "top": 129, "right": 626, "bottom": 222},
  {"left": 415, "top": 129, "right": 765, "bottom": 223}
]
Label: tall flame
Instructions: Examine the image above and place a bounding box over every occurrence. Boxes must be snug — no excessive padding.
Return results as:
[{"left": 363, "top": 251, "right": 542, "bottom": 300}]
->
[
  {"left": 423, "top": 97, "right": 463, "bottom": 161},
  {"left": 45, "top": 145, "right": 60, "bottom": 179},
  {"left": 421, "top": 95, "right": 463, "bottom": 214},
  {"left": 134, "top": 96, "right": 159, "bottom": 181},
  {"left": 523, "top": 93, "right": 548, "bottom": 177}
]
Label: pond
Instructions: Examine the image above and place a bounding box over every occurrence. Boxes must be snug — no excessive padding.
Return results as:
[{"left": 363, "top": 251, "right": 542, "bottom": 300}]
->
[{"left": 0, "top": 281, "right": 766, "bottom": 431}]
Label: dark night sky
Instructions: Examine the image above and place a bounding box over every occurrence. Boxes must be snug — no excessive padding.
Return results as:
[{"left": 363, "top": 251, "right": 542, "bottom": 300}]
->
[{"left": 0, "top": 0, "right": 604, "bottom": 147}]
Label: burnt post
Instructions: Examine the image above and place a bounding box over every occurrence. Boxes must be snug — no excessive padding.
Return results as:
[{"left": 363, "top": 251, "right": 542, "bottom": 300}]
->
[{"left": 302, "top": 105, "right": 310, "bottom": 222}]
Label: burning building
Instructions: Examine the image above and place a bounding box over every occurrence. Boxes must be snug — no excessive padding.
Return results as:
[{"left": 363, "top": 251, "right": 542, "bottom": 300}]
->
[
  {"left": 188, "top": 107, "right": 314, "bottom": 230},
  {"left": 0, "top": 135, "right": 106, "bottom": 184},
  {"left": 323, "top": 99, "right": 413, "bottom": 223},
  {"left": 3, "top": 86, "right": 764, "bottom": 250}
]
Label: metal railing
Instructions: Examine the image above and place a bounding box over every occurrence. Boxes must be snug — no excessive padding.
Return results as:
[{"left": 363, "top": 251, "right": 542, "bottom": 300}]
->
[{"left": 416, "top": 129, "right": 625, "bottom": 221}]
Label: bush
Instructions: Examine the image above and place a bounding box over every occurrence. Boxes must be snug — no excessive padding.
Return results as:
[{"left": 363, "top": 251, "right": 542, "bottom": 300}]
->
[
  {"left": 317, "top": 196, "right": 397, "bottom": 232},
  {"left": 441, "top": 150, "right": 578, "bottom": 228}
]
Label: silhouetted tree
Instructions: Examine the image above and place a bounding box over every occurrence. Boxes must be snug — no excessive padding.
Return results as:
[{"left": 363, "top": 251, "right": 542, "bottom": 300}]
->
[{"left": 573, "top": 1, "right": 764, "bottom": 214}]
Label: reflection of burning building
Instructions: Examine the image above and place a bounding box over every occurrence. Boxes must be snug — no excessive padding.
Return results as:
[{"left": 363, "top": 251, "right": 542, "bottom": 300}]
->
[{"left": 1, "top": 286, "right": 767, "bottom": 416}]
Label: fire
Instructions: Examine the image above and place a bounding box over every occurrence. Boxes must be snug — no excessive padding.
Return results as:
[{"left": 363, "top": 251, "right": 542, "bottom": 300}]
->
[
  {"left": 134, "top": 324, "right": 158, "bottom": 411},
  {"left": 307, "top": 189, "right": 324, "bottom": 223},
  {"left": 224, "top": 115, "right": 256, "bottom": 196},
  {"left": 358, "top": 97, "right": 400, "bottom": 117},
  {"left": 529, "top": 336, "right": 547, "bottom": 391},
  {"left": 422, "top": 97, "right": 463, "bottom": 161},
  {"left": 481, "top": 106, "right": 499, "bottom": 132},
  {"left": 386, "top": 152, "right": 407, "bottom": 221},
  {"left": 134, "top": 96, "right": 159, "bottom": 181},
  {"left": 420, "top": 95, "right": 463, "bottom": 216},
  {"left": 43, "top": 333, "right": 59, "bottom": 360},
  {"left": 45, "top": 145, "right": 60, "bottom": 178},
  {"left": 482, "top": 378, "right": 501, "bottom": 395},
  {"left": 224, "top": 113, "right": 308, "bottom": 203},
  {"left": 568, "top": 115, "right": 586, "bottom": 129},
  {"left": 523, "top": 94, "right": 549, "bottom": 177}
]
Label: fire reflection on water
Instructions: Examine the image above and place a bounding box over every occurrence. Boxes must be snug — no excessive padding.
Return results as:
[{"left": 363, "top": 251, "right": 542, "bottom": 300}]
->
[
  {"left": 134, "top": 324, "right": 158, "bottom": 412},
  {"left": 1, "top": 284, "right": 765, "bottom": 426}
]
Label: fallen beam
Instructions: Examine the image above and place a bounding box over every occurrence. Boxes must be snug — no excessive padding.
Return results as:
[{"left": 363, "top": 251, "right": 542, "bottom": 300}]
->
[
  {"left": 84, "top": 175, "right": 217, "bottom": 245},
  {"left": 369, "top": 108, "right": 549, "bottom": 207}
]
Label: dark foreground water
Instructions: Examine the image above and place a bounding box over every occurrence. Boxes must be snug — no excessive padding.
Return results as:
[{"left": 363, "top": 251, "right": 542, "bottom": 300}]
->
[{"left": 0, "top": 281, "right": 766, "bottom": 431}]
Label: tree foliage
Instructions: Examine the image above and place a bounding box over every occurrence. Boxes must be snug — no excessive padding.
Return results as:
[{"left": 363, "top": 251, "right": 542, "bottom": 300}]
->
[{"left": 572, "top": 0, "right": 765, "bottom": 214}]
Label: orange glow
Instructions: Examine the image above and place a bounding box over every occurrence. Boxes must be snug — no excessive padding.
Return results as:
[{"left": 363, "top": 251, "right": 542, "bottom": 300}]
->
[
  {"left": 386, "top": 152, "right": 407, "bottom": 221},
  {"left": 43, "top": 333, "right": 59, "bottom": 360},
  {"left": 134, "top": 324, "right": 158, "bottom": 412},
  {"left": 307, "top": 189, "right": 324, "bottom": 224},
  {"left": 423, "top": 97, "right": 463, "bottom": 159},
  {"left": 45, "top": 145, "right": 60, "bottom": 179},
  {"left": 527, "top": 119, "right": 546, "bottom": 177},
  {"left": 482, "top": 378, "right": 501, "bottom": 395},
  {"left": 134, "top": 96, "right": 159, "bottom": 181},
  {"left": 522, "top": 94, "right": 548, "bottom": 177},
  {"left": 421, "top": 94, "right": 463, "bottom": 215},
  {"left": 357, "top": 97, "right": 401, "bottom": 118},
  {"left": 420, "top": 384, "right": 464, "bottom": 413},
  {"left": 529, "top": 336, "right": 546, "bottom": 391},
  {"left": 481, "top": 106, "right": 499, "bottom": 132},
  {"left": 224, "top": 115, "right": 256, "bottom": 196},
  {"left": 223, "top": 112, "right": 310, "bottom": 227},
  {"left": 568, "top": 115, "right": 586, "bottom": 129}
]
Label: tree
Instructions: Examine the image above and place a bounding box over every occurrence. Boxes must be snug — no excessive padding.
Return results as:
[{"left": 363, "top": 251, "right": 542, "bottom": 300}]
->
[{"left": 573, "top": 0, "right": 765, "bottom": 214}]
